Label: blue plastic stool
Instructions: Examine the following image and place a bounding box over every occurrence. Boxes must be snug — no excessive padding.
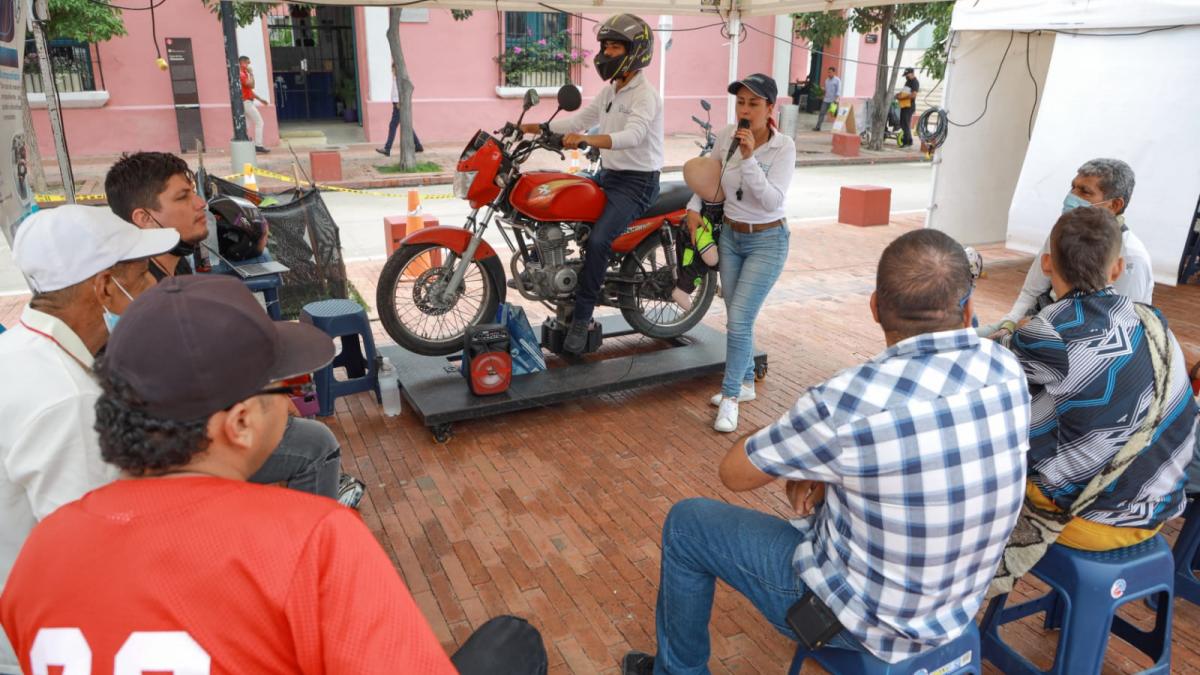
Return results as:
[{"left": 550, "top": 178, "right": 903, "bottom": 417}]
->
[
  {"left": 300, "top": 299, "right": 378, "bottom": 417},
  {"left": 1166, "top": 499, "right": 1200, "bottom": 606},
  {"left": 788, "top": 623, "right": 980, "bottom": 675},
  {"left": 980, "top": 536, "right": 1174, "bottom": 674}
]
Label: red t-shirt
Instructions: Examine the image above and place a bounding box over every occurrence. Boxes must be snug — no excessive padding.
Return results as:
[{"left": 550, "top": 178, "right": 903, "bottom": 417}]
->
[
  {"left": 0, "top": 477, "right": 456, "bottom": 674},
  {"left": 239, "top": 66, "right": 253, "bottom": 101}
]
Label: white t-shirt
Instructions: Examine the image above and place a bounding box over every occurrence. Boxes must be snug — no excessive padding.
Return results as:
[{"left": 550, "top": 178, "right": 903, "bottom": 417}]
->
[
  {"left": 686, "top": 124, "right": 797, "bottom": 225},
  {"left": 1001, "top": 217, "right": 1154, "bottom": 324},
  {"left": 0, "top": 306, "right": 116, "bottom": 671},
  {"left": 548, "top": 72, "right": 664, "bottom": 172}
]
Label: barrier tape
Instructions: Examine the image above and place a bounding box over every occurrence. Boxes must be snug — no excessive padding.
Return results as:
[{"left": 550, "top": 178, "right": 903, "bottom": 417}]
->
[{"left": 34, "top": 168, "right": 456, "bottom": 204}]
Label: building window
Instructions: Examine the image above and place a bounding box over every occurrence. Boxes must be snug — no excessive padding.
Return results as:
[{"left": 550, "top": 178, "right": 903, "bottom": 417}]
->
[
  {"left": 23, "top": 39, "right": 100, "bottom": 93},
  {"left": 499, "top": 11, "right": 584, "bottom": 88}
]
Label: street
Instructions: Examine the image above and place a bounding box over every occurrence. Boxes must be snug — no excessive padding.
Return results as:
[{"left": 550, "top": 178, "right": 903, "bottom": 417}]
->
[{"left": 0, "top": 161, "right": 932, "bottom": 295}]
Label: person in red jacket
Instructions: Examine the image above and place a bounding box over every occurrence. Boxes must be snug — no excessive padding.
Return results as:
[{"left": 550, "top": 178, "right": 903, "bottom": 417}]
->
[{"left": 0, "top": 275, "right": 546, "bottom": 674}]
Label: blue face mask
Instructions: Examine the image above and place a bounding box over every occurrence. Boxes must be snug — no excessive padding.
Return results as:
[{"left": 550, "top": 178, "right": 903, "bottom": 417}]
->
[
  {"left": 101, "top": 277, "right": 135, "bottom": 335},
  {"left": 1062, "top": 193, "right": 1113, "bottom": 214}
]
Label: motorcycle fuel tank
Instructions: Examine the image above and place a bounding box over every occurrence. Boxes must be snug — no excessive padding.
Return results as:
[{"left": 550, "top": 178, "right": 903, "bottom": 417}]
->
[{"left": 509, "top": 172, "right": 606, "bottom": 223}]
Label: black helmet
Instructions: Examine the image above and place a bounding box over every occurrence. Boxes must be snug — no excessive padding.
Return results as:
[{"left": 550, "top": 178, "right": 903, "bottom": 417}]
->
[
  {"left": 593, "top": 14, "right": 653, "bottom": 82},
  {"left": 211, "top": 195, "right": 269, "bottom": 261}
]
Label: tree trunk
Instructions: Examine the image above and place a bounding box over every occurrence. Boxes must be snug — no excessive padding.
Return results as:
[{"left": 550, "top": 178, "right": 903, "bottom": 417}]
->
[
  {"left": 20, "top": 80, "right": 48, "bottom": 193},
  {"left": 387, "top": 8, "right": 417, "bottom": 171},
  {"left": 866, "top": 5, "right": 894, "bottom": 151}
]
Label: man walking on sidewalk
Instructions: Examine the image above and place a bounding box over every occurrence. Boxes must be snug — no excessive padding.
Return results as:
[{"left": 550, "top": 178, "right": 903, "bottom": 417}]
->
[{"left": 813, "top": 67, "right": 840, "bottom": 131}]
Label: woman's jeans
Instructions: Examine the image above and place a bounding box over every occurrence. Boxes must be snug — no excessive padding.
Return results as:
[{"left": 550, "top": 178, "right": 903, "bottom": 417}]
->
[
  {"left": 653, "top": 498, "right": 863, "bottom": 674},
  {"left": 718, "top": 224, "right": 789, "bottom": 397}
]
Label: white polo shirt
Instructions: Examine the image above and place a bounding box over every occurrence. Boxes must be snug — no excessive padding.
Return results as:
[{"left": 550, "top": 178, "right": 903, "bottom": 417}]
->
[
  {"left": 687, "top": 123, "right": 797, "bottom": 225},
  {"left": 1001, "top": 216, "right": 1154, "bottom": 324},
  {"left": 0, "top": 305, "right": 116, "bottom": 671},
  {"left": 548, "top": 72, "right": 663, "bottom": 172}
]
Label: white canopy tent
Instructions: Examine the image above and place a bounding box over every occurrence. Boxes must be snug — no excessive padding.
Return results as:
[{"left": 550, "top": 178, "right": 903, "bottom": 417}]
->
[
  {"left": 927, "top": 0, "right": 1200, "bottom": 285},
  {"left": 253, "top": 0, "right": 928, "bottom": 16}
]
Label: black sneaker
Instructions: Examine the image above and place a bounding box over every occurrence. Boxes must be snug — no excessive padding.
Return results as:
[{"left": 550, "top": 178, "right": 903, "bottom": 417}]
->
[
  {"left": 621, "top": 651, "right": 654, "bottom": 675},
  {"left": 337, "top": 473, "right": 365, "bottom": 509},
  {"left": 563, "top": 319, "right": 591, "bottom": 355},
  {"left": 375, "top": 148, "right": 390, "bottom": 157},
  {"left": 255, "top": 146, "right": 270, "bottom": 154}
]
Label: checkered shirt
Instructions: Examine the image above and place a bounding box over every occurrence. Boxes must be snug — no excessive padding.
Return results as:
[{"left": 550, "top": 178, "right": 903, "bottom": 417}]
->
[{"left": 746, "top": 329, "right": 1031, "bottom": 663}]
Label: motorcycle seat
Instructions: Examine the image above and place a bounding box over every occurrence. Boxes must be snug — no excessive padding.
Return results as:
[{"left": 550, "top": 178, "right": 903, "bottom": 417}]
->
[{"left": 640, "top": 181, "right": 693, "bottom": 219}]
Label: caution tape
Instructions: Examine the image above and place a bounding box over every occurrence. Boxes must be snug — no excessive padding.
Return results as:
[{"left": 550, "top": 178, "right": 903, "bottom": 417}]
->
[
  {"left": 227, "top": 167, "right": 456, "bottom": 201},
  {"left": 34, "top": 168, "right": 456, "bottom": 204},
  {"left": 34, "top": 193, "right": 108, "bottom": 203}
]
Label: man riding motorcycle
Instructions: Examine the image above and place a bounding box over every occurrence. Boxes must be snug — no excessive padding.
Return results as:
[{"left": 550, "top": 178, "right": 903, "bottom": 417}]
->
[{"left": 519, "top": 13, "right": 664, "bottom": 354}]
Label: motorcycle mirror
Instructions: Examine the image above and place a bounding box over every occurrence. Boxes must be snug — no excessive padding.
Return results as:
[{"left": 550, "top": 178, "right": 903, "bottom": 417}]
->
[
  {"left": 700, "top": 99, "right": 711, "bottom": 112},
  {"left": 523, "top": 89, "right": 540, "bottom": 110},
  {"left": 556, "top": 85, "right": 582, "bottom": 112}
]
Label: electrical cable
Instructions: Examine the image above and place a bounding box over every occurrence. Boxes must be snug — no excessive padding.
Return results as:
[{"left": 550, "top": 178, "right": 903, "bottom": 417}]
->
[
  {"left": 83, "top": 0, "right": 166, "bottom": 11},
  {"left": 1024, "top": 32, "right": 1039, "bottom": 140},
  {"left": 741, "top": 23, "right": 892, "bottom": 69},
  {"left": 916, "top": 30, "right": 1014, "bottom": 152},
  {"left": 148, "top": 0, "right": 162, "bottom": 62}
]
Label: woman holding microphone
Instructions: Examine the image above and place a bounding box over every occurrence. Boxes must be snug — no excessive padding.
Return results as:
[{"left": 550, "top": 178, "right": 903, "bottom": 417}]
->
[{"left": 684, "top": 74, "right": 795, "bottom": 433}]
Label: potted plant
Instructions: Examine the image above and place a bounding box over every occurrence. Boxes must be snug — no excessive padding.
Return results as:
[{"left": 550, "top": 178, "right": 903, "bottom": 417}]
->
[
  {"left": 336, "top": 78, "right": 357, "bottom": 122},
  {"left": 498, "top": 32, "right": 589, "bottom": 87}
]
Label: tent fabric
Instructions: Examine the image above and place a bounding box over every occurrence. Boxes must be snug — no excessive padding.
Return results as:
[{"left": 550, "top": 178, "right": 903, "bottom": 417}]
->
[
  {"left": 1005, "top": 26, "right": 1200, "bottom": 284},
  {"left": 952, "top": 0, "right": 1200, "bottom": 32},
  {"left": 262, "top": 0, "right": 935, "bottom": 17}
]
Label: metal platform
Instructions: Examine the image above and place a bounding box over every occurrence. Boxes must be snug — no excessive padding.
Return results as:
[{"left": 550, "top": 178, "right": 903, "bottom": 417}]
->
[{"left": 379, "top": 315, "right": 767, "bottom": 442}]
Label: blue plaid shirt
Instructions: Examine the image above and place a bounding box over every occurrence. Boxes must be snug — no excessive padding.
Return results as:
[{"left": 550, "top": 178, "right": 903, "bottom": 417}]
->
[{"left": 746, "top": 329, "right": 1030, "bottom": 662}]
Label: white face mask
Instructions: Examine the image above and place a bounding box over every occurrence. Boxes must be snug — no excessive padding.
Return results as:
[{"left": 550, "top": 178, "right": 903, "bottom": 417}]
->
[{"left": 101, "top": 276, "right": 135, "bottom": 335}]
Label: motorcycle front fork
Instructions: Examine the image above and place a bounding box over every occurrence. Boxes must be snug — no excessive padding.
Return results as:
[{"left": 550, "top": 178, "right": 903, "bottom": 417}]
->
[{"left": 435, "top": 207, "right": 493, "bottom": 306}]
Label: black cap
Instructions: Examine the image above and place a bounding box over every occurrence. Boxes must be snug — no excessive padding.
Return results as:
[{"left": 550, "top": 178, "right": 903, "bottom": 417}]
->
[
  {"left": 903, "top": 67, "right": 915, "bottom": 75},
  {"left": 105, "top": 275, "right": 335, "bottom": 421},
  {"left": 727, "top": 73, "right": 778, "bottom": 104}
]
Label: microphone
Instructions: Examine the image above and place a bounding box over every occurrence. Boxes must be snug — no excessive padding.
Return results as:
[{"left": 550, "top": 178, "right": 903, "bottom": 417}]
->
[{"left": 726, "top": 118, "right": 750, "bottom": 162}]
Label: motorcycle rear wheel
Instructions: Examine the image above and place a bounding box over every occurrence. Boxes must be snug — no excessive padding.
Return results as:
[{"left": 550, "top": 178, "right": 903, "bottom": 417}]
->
[
  {"left": 619, "top": 235, "right": 716, "bottom": 339},
  {"left": 377, "top": 243, "right": 500, "bottom": 356}
]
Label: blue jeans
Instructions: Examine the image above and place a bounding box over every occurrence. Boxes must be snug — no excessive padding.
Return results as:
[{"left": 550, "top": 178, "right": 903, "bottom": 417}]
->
[
  {"left": 654, "top": 498, "right": 863, "bottom": 674},
  {"left": 718, "top": 225, "right": 789, "bottom": 397},
  {"left": 383, "top": 105, "right": 422, "bottom": 153},
  {"left": 573, "top": 169, "right": 660, "bottom": 323}
]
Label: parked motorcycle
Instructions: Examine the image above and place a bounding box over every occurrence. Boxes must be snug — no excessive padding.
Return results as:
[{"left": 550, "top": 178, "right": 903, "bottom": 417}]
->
[{"left": 377, "top": 85, "right": 717, "bottom": 356}]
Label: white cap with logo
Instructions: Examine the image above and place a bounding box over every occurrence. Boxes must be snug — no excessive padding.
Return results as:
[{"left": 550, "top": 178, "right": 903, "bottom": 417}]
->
[{"left": 13, "top": 205, "right": 180, "bottom": 293}]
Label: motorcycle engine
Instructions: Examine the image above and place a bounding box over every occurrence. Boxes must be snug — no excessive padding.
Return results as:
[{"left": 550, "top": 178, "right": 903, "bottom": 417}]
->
[{"left": 526, "top": 225, "right": 579, "bottom": 296}]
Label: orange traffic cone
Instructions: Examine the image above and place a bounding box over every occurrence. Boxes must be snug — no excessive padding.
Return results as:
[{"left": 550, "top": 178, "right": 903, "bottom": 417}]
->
[
  {"left": 567, "top": 149, "right": 581, "bottom": 174},
  {"left": 243, "top": 163, "right": 257, "bottom": 192}
]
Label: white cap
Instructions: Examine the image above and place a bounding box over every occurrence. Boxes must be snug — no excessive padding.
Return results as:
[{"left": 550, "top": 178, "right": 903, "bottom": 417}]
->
[{"left": 13, "top": 205, "right": 181, "bottom": 293}]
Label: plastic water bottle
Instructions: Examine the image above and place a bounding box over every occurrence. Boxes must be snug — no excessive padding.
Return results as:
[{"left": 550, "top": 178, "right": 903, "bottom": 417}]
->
[{"left": 379, "top": 357, "right": 402, "bottom": 416}]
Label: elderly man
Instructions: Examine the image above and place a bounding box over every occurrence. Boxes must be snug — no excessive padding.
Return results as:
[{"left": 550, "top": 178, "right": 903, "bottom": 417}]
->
[
  {"left": 981, "top": 158, "right": 1152, "bottom": 340},
  {"left": 1, "top": 276, "right": 547, "bottom": 673},
  {"left": 0, "top": 205, "right": 178, "bottom": 672},
  {"left": 622, "top": 230, "right": 1031, "bottom": 674},
  {"left": 105, "top": 151, "right": 365, "bottom": 507}
]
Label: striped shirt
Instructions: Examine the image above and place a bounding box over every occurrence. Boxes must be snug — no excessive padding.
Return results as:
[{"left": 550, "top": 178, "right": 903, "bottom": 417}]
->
[{"left": 747, "top": 329, "right": 1030, "bottom": 662}]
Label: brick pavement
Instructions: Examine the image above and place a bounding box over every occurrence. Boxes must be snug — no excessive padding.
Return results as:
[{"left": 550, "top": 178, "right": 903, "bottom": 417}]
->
[{"left": 3, "top": 214, "right": 1199, "bottom": 673}]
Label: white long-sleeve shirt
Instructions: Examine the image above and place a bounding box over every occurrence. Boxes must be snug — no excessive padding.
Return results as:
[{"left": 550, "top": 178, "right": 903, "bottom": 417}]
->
[
  {"left": 0, "top": 306, "right": 117, "bottom": 670},
  {"left": 547, "top": 72, "right": 663, "bottom": 172},
  {"left": 1001, "top": 216, "right": 1154, "bottom": 324},
  {"left": 686, "top": 123, "right": 796, "bottom": 225}
]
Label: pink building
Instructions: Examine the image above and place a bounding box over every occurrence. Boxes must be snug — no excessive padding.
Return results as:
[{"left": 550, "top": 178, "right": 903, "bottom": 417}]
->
[{"left": 28, "top": 6, "right": 886, "bottom": 158}]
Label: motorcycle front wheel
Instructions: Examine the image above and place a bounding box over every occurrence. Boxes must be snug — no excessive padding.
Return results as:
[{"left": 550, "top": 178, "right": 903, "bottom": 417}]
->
[
  {"left": 377, "top": 243, "right": 500, "bottom": 356},
  {"left": 619, "top": 235, "right": 717, "bottom": 339}
]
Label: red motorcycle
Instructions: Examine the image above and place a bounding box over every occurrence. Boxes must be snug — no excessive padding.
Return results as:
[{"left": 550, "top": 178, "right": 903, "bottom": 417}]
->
[{"left": 377, "top": 85, "right": 717, "bottom": 356}]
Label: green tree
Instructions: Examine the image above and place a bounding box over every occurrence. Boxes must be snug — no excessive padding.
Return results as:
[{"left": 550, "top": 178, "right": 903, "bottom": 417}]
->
[
  {"left": 199, "top": 0, "right": 277, "bottom": 28},
  {"left": 791, "top": 10, "right": 848, "bottom": 57},
  {"left": 850, "top": 2, "right": 953, "bottom": 150}
]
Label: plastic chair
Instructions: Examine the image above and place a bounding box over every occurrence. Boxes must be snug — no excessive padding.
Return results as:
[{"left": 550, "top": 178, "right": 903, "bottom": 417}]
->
[
  {"left": 788, "top": 623, "right": 980, "bottom": 675},
  {"left": 980, "top": 536, "right": 1174, "bottom": 674},
  {"left": 300, "top": 299, "right": 378, "bottom": 417},
  {"left": 1166, "top": 499, "right": 1200, "bottom": 606}
]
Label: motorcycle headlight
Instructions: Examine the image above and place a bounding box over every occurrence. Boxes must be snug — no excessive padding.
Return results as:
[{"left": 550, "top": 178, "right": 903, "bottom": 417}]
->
[{"left": 453, "top": 170, "right": 478, "bottom": 199}]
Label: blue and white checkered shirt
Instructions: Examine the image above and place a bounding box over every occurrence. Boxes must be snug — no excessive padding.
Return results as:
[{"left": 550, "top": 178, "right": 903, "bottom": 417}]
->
[{"left": 746, "top": 329, "right": 1031, "bottom": 663}]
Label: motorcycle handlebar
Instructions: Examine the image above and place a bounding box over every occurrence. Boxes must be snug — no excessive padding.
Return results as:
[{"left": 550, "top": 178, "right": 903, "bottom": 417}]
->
[{"left": 691, "top": 115, "right": 711, "bottom": 130}]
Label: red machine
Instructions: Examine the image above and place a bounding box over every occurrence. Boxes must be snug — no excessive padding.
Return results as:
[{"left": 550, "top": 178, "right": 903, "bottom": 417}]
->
[{"left": 375, "top": 85, "right": 716, "bottom": 357}]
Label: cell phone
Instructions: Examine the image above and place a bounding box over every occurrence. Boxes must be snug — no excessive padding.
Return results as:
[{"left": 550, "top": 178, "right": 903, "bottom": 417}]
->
[{"left": 786, "top": 592, "right": 844, "bottom": 650}]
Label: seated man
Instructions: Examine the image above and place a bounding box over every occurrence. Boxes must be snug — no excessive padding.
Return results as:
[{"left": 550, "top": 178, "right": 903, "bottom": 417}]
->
[
  {"left": 981, "top": 158, "right": 1153, "bottom": 340},
  {"left": 0, "top": 206, "right": 178, "bottom": 672},
  {"left": 622, "top": 230, "right": 1032, "bottom": 673},
  {"left": 105, "top": 151, "right": 365, "bottom": 507},
  {"left": 1, "top": 276, "right": 547, "bottom": 674},
  {"left": 995, "top": 207, "right": 1196, "bottom": 563}
]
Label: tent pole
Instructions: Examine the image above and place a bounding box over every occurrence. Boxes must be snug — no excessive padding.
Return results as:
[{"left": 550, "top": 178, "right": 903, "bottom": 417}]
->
[
  {"left": 726, "top": 10, "right": 740, "bottom": 125},
  {"left": 31, "top": 0, "right": 74, "bottom": 204},
  {"left": 925, "top": 29, "right": 957, "bottom": 230}
]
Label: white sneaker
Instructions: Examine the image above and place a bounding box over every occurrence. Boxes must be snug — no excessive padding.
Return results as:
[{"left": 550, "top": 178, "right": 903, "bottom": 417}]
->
[
  {"left": 714, "top": 397, "right": 739, "bottom": 433},
  {"left": 710, "top": 383, "right": 756, "bottom": 407}
]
